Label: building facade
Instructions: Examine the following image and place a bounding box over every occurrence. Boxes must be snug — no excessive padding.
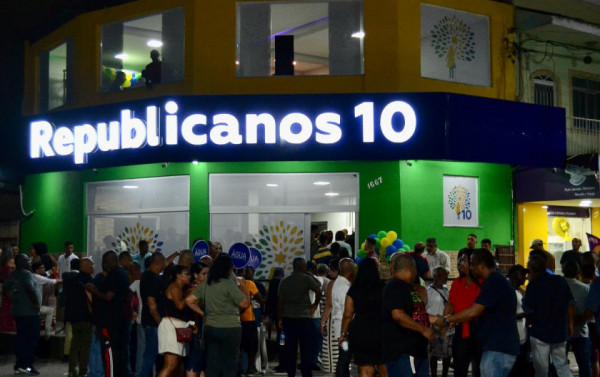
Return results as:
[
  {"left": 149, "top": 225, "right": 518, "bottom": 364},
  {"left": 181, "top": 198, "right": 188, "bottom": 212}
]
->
[{"left": 20, "top": 0, "right": 573, "bottom": 276}]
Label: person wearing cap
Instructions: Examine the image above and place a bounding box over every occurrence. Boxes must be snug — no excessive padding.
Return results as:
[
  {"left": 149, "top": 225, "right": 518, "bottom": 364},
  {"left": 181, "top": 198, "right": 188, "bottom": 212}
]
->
[
  {"left": 507, "top": 265, "right": 530, "bottom": 377},
  {"left": 530, "top": 239, "right": 555, "bottom": 273},
  {"left": 560, "top": 238, "right": 583, "bottom": 269},
  {"left": 522, "top": 253, "right": 574, "bottom": 377},
  {"left": 426, "top": 266, "right": 453, "bottom": 377}
]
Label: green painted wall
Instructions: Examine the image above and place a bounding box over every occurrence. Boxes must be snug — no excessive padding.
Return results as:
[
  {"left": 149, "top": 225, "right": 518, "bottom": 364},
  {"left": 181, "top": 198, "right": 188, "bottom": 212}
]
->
[
  {"left": 399, "top": 160, "right": 514, "bottom": 251},
  {"left": 20, "top": 160, "right": 513, "bottom": 256}
]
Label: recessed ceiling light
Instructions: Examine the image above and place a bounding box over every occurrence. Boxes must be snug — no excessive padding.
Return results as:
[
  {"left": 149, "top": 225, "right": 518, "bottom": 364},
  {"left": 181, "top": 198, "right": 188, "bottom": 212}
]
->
[
  {"left": 351, "top": 31, "right": 365, "bottom": 39},
  {"left": 325, "top": 192, "right": 339, "bottom": 196},
  {"left": 541, "top": 206, "right": 548, "bottom": 209},
  {"left": 192, "top": 161, "right": 199, "bottom": 165},
  {"left": 114, "top": 53, "right": 129, "bottom": 60},
  {"left": 266, "top": 183, "right": 278, "bottom": 187},
  {"left": 147, "top": 39, "right": 163, "bottom": 48},
  {"left": 313, "top": 181, "right": 330, "bottom": 186},
  {"left": 123, "top": 185, "right": 138, "bottom": 189},
  {"left": 579, "top": 200, "right": 593, "bottom": 207}
]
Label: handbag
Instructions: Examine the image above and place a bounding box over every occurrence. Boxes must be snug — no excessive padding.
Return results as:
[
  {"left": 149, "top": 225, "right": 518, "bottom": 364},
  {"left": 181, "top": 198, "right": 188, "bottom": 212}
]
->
[{"left": 175, "top": 325, "right": 193, "bottom": 343}]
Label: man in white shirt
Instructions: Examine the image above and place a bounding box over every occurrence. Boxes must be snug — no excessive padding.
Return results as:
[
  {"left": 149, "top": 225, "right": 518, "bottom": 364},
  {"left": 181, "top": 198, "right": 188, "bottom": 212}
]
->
[
  {"left": 425, "top": 238, "right": 451, "bottom": 272},
  {"left": 32, "top": 261, "right": 62, "bottom": 336},
  {"left": 57, "top": 241, "right": 79, "bottom": 275},
  {"left": 426, "top": 266, "right": 453, "bottom": 377}
]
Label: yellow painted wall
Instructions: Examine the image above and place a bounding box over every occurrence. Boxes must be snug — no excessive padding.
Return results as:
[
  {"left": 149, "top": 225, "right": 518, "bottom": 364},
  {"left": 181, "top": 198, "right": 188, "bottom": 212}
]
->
[
  {"left": 23, "top": 0, "right": 515, "bottom": 115},
  {"left": 517, "top": 203, "right": 548, "bottom": 265},
  {"left": 592, "top": 208, "right": 600, "bottom": 237}
]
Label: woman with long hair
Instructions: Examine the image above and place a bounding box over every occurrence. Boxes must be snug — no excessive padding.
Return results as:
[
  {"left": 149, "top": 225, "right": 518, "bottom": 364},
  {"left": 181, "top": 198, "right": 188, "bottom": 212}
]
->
[
  {"left": 442, "top": 249, "right": 482, "bottom": 377},
  {"left": 186, "top": 262, "right": 210, "bottom": 377},
  {"left": 157, "top": 265, "right": 194, "bottom": 377},
  {"left": 339, "top": 257, "right": 387, "bottom": 377},
  {"left": 186, "top": 253, "right": 251, "bottom": 377}
]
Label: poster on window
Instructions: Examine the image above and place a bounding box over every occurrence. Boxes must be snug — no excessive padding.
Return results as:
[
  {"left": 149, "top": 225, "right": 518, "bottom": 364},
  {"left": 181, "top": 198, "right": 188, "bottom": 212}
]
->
[
  {"left": 443, "top": 176, "right": 478, "bottom": 227},
  {"left": 421, "top": 4, "right": 490, "bottom": 87},
  {"left": 211, "top": 213, "right": 305, "bottom": 279}
]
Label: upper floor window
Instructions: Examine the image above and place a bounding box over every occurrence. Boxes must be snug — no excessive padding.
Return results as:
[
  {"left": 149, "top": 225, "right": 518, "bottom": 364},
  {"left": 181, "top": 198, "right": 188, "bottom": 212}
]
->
[
  {"left": 573, "top": 76, "right": 600, "bottom": 120},
  {"left": 533, "top": 74, "right": 556, "bottom": 107},
  {"left": 40, "top": 41, "right": 72, "bottom": 111},
  {"left": 100, "top": 7, "right": 184, "bottom": 93},
  {"left": 236, "top": 1, "right": 364, "bottom": 77}
]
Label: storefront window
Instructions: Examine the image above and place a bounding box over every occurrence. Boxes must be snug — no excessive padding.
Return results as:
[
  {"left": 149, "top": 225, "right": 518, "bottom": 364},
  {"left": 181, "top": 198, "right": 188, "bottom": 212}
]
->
[
  {"left": 210, "top": 173, "right": 358, "bottom": 278},
  {"left": 236, "top": 1, "right": 364, "bottom": 77},
  {"left": 39, "top": 41, "right": 72, "bottom": 111},
  {"left": 86, "top": 176, "right": 190, "bottom": 263},
  {"left": 100, "top": 7, "right": 184, "bottom": 93}
]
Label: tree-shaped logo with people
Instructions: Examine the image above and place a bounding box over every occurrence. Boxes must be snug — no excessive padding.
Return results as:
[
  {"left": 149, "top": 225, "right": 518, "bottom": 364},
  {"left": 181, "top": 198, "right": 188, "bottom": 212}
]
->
[
  {"left": 245, "top": 220, "right": 304, "bottom": 279},
  {"left": 430, "top": 15, "right": 476, "bottom": 79},
  {"left": 448, "top": 185, "right": 472, "bottom": 221},
  {"left": 113, "top": 222, "right": 163, "bottom": 253}
]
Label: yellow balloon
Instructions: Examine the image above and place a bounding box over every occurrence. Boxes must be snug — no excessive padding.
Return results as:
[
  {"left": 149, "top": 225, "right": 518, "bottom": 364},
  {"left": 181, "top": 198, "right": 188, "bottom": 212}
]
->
[
  {"left": 381, "top": 238, "right": 391, "bottom": 248},
  {"left": 361, "top": 242, "right": 366, "bottom": 250},
  {"left": 387, "top": 231, "right": 398, "bottom": 242}
]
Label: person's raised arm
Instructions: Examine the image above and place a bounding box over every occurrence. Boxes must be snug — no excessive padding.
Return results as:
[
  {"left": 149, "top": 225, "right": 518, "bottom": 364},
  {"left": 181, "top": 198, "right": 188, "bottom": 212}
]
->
[{"left": 185, "top": 293, "right": 204, "bottom": 316}]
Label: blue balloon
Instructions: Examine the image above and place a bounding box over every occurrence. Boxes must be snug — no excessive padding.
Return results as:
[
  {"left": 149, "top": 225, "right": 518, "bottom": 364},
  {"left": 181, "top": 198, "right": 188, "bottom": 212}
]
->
[
  {"left": 355, "top": 257, "right": 365, "bottom": 264},
  {"left": 368, "top": 234, "right": 377, "bottom": 239},
  {"left": 393, "top": 239, "right": 404, "bottom": 249},
  {"left": 386, "top": 245, "right": 398, "bottom": 255},
  {"left": 375, "top": 248, "right": 380, "bottom": 255}
]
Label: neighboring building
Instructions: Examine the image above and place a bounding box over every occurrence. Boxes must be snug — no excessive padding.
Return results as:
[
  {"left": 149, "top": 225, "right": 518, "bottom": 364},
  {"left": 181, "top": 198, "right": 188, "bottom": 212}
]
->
[
  {"left": 510, "top": 0, "right": 600, "bottom": 267},
  {"left": 21, "top": 0, "right": 566, "bottom": 275}
]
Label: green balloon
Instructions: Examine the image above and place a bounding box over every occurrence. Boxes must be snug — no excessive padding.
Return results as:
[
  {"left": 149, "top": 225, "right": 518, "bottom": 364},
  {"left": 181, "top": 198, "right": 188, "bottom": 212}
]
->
[
  {"left": 377, "top": 231, "right": 388, "bottom": 239},
  {"left": 403, "top": 245, "right": 410, "bottom": 251},
  {"left": 357, "top": 249, "right": 366, "bottom": 258},
  {"left": 375, "top": 238, "right": 381, "bottom": 250}
]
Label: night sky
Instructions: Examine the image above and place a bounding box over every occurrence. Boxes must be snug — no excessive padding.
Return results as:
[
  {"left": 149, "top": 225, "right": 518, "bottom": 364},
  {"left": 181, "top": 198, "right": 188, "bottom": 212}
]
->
[{"left": 0, "top": 0, "right": 133, "bottom": 182}]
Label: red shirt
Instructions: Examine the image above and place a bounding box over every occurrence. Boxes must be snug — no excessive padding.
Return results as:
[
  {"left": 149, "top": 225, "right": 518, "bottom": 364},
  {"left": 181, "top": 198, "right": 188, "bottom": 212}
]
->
[{"left": 449, "top": 277, "right": 481, "bottom": 338}]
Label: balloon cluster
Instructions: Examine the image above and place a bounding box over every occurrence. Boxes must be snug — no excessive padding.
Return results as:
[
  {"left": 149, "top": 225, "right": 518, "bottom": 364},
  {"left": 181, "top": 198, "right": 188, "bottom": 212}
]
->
[
  {"left": 102, "top": 66, "right": 142, "bottom": 88},
  {"left": 355, "top": 230, "right": 411, "bottom": 264}
]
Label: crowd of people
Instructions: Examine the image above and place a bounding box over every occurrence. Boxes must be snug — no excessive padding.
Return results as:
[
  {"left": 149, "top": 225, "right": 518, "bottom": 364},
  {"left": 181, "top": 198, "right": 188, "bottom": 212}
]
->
[{"left": 0, "top": 233, "right": 599, "bottom": 377}]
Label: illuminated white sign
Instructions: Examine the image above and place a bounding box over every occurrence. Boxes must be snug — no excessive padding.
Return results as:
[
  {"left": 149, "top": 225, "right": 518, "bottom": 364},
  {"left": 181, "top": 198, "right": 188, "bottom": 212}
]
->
[{"left": 30, "top": 100, "right": 417, "bottom": 164}]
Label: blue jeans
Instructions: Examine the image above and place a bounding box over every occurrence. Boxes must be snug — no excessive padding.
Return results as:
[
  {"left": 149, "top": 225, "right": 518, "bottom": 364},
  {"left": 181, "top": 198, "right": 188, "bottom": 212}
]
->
[
  {"left": 88, "top": 328, "right": 104, "bottom": 377},
  {"left": 138, "top": 326, "right": 159, "bottom": 377},
  {"left": 14, "top": 315, "right": 40, "bottom": 369},
  {"left": 571, "top": 338, "right": 592, "bottom": 377},
  {"left": 480, "top": 351, "right": 516, "bottom": 377},
  {"left": 386, "top": 354, "right": 429, "bottom": 377}
]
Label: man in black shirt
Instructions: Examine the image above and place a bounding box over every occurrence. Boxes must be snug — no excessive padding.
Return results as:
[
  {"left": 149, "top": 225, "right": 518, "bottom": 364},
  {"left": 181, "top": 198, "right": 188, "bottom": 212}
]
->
[
  {"left": 383, "top": 253, "right": 434, "bottom": 377},
  {"left": 64, "top": 257, "right": 94, "bottom": 377},
  {"left": 86, "top": 250, "right": 131, "bottom": 377},
  {"left": 138, "top": 252, "right": 166, "bottom": 377}
]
